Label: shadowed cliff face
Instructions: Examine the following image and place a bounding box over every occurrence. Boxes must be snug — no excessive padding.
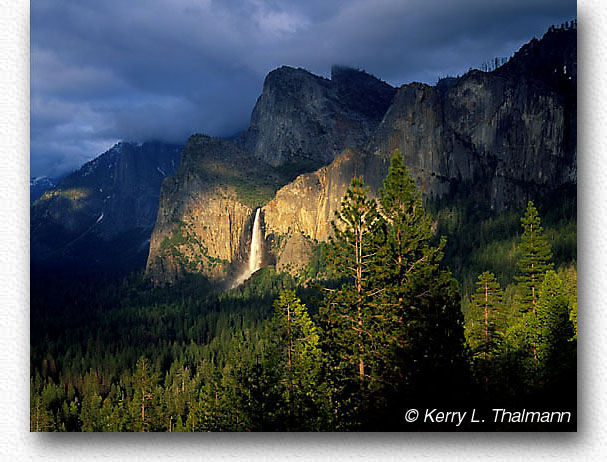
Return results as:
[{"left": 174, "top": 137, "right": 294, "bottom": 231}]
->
[
  {"left": 147, "top": 27, "right": 576, "bottom": 285},
  {"left": 239, "top": 66, "right": 396, "bottom": 170},
  {"left": 31, "top": 141, "right": 183, "bottom": 273},
  {"left": 368, "top": 27, "right": 576, "bottom": 210},
  {"left": 257, "top": 29, "right": 576, "bottom": 270}
]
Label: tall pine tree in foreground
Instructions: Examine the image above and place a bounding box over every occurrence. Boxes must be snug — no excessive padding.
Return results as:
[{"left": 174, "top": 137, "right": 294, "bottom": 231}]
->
[
  {"left": 321, "top": 152, "right": 468, "bottom": 429},
  {"left": 320, "top": 177, "right": 383, "bottom": 428},
  {"left": 373, "top": 150, "right": 467, "bottom": 420},
  {"left": 516, "top": 201, "right": 553, "bottom": 313}
]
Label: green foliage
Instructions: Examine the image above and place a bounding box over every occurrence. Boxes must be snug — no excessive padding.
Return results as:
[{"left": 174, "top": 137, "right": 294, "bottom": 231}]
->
[
  {"left": 373, "top": 152, "right": 467, "bottom": 412},
  {"left": 30, "top": 391, "right": 54, "bottom": 432},
  {"left": 130, "top": 356, "right": 161, "bottom": 431},
  {"left": 516, "top": 201, "right": 554, "bottom": 312},
  {"left": 263, "top": 290, "right": 327, "bottom": 430},
  {"left": 534, "top": 271, "right": 576, "bottom": 387},
  {"left": 560, "top": 266, "right": 577, "bottom": 340},
  {"left": 466, "top": 271, "right": 505, "bottom": 389},
  {"left": 159, "top": 221, "right": 188, "bottom": 253},
  {"left": 375, "top": 150, "right": 445, "bottom": 301},
  {"left": 429, "top": 185, "right": 576, "bottom": 296},
  {"left": 319, "top": 152, "right": 468, "bottom": 429},
  {"left": 30, "top": 153, "right": 576, "bottom": 431},
  {"left": 506, "top": 270, "right": 575, "bottom": 393},
  {"left": 320, "top": 177, "right": 384, "bottom": 427}
]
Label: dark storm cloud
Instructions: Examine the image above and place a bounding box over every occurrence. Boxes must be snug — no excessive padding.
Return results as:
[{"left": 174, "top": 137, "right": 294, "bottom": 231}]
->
[{"left": 31, "top": 0, "right": 576, "bottom": 178}]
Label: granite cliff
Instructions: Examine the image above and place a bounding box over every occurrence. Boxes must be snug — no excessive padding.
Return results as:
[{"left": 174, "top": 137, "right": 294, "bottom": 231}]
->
[
  {"left": 146, "top": 67, "right": 397, "bottom": 284},
  {"left": 145, "top": 134, "right": 290, "bottom": 285},
  {"left": 143, "top": 26, "right": 576, "bottom": 285},
  {"left": 240, "top": 65, "right": 396, "bottom": 169},
  {"left": 262, "top": 26, "right": 577, "bottom": 259},
  {"left": 367, "top": 27, "right": 576, "bottom": 209}
]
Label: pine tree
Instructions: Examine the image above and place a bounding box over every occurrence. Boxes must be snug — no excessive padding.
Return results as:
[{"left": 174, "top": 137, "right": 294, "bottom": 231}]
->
[
  {"left": 320, "top": 177, "right": 383, "bottom": 428},
  {"left": 467, "top": 271, "right": 504, "bottom": 390},
  {"left": 321, "top": 154, "right": 468, "bottom": 429},
  {"left": 80, "top": 372, "right": 103, "bottom": 432},
  {"left": 163, "top": 363, "right": 193, "bottom": 432},
  {"left": 323, "top": 177, "right": 382, "bottom": 382},
  {"left": 534, "top": 271, "right": 575, "bottom": 383},
  {"left": 374, "top": 149, "right": 447, "bottom": 344},
  {"left": 516, "top": 201, "right": 553, "bottom": 313},
  {"left": 264, "top": 290, "right": 326, "bottom": 430},
  {"left": 373, "top": 151, "right": 467, "bottom": 412},
  {"left": 507, "top": 270, "right": 575, "bottom": 393},
  {"left": 559, "top": 266, "right": 577, "bottom": 341},
  {"left": 99, "top": 384, "right": 127, "bottom": 431},
  {"left": 130, "top": 356, "right": 159, "bottom": 432},
  {"left": 30, "top": 392, "right": 54, "bottom": 432},
  {"left": 376, "top": 150, "right": 442, "bottom": 291}
]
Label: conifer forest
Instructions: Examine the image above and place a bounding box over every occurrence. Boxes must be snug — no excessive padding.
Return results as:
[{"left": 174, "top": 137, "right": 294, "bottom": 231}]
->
[{"left": 31, "top": 151, "right": 576, "bottom": 432}]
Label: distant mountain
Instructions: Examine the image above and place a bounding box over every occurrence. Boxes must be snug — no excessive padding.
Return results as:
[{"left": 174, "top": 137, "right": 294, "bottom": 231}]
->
[
  {"left": 30, "top": 176, "right": 57, "bottom": 204},
  {"left": 147, "top": 25, "right": 577, "bottom": 286},
  {"left": 31, "top": 141, "right": 183, "bottom": 273}
]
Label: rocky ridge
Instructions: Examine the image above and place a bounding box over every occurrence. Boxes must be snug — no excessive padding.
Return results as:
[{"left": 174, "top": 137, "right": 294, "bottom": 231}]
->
[{"left": 30, "top": 176, "right": 57, "bottom": 204}]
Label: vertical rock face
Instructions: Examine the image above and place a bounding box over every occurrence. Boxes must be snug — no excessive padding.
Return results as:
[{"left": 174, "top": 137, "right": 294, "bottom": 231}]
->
[
  {"left": 257, "top": 28, "right": 577, "bottom": 273},
  {"left": 146, "top": 176, "right": 253, "bottom": 285},
  {"left": 368, "top": 26, "right": 576, "bottom": 209},
  {"left": 262, "top": 149, "right": 387, "bottom": 242},
  {"left": 31, "top": 141, "right": 183, "bottom": 272},
  {"left": 240, "top": 66, "right": 396, "bottom": 170}
]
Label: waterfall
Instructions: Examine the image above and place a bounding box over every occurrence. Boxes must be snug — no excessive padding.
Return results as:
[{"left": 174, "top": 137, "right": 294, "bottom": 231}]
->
[
  {"left": 249, "top": 208, "right": 263, "bottom": 274},
  {"left": 232, "top": 208, "right": 263, "bottom": 288}
]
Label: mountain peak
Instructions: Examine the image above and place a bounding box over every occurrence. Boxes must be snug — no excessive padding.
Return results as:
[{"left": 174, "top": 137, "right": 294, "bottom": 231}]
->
[{"left": 241, "top": 65, "right": 395, "bottom": 169}]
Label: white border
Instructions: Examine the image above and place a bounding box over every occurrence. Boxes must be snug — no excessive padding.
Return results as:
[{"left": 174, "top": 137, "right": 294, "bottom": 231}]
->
[{"left": 1, "top": 0, "right": 605, "bottom": 460}]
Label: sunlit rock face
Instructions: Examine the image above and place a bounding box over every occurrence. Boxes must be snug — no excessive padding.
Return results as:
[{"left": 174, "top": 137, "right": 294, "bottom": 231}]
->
[
  {"left": 31, "top": 141, "right": 183, "bottom": 273},
  {"left": 145, "top": 135, "right": 255, "bottom": 285},
  {"left": 262, "top": 149, "right": 387, "bottom": 243}
]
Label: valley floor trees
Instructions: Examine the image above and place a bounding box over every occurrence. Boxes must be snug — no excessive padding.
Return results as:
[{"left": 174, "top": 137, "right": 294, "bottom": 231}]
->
[
  {"left": 30, "top": 151, "right": 576, "bottom": 432},
  {"left": 465, "top": 199, "right": 576, "bottom": 408}
]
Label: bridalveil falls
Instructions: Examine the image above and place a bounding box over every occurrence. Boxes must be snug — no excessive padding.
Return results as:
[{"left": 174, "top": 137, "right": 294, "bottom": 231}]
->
[{"left": 232, "top": 208, "right": 263, "bottom": 287}]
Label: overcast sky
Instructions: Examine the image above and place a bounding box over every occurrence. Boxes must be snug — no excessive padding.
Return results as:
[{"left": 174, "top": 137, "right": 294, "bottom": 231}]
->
[{"left": 31, "top": 0, "right": 576, "bottom": 178}]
